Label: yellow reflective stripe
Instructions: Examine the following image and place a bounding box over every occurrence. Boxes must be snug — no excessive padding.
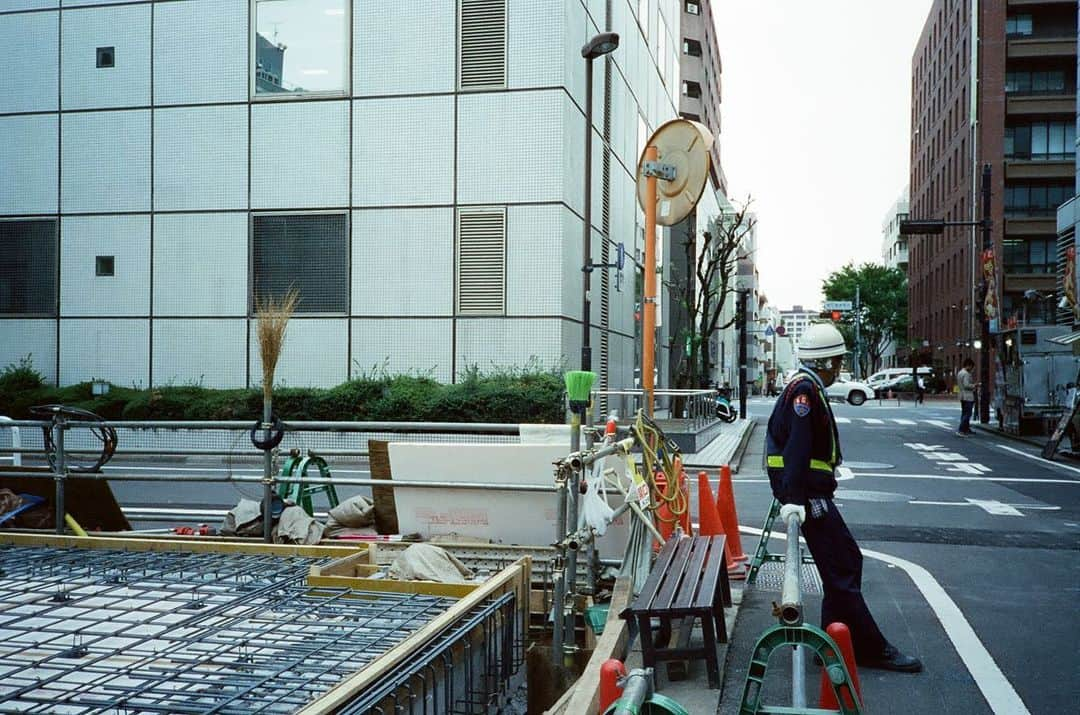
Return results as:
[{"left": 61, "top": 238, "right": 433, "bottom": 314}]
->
[{"left": 766, "top": 455, "right": 834, "bottom": 472}]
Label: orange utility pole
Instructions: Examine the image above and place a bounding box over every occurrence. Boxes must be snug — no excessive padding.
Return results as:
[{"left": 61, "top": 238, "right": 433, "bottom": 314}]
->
[{"left": 642, "top": 144, "right": 658, "bottom": 417}]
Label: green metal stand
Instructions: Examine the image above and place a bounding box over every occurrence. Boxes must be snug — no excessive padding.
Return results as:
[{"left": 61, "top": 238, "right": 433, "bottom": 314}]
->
[
  {"left": 604, "top": 692, "right": 691, "bottom": 715},
  {"left": 747, "top": 499, "right": 815, "bottom": 584},
  {"left": 739, "top": 624, "right": 862, "bottom": 715},
  {"left": 277, "top": 453, "right": 339, "bottom": 516}
]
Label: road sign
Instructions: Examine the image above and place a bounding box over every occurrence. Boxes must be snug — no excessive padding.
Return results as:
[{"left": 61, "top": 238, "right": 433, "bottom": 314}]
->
[
  {"left": 776, "top": 325, "right": 786, "bottom": 337},
  {"left": 823, "top": 300, "right": 853, "bottom": 311},
  {"left": 765, "top": 325, "right": 775, "bottom": 338}
]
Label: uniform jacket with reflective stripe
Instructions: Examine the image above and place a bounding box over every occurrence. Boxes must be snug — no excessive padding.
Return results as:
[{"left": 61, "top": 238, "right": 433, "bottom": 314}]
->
[{"left": 765, "top": 368, "right": 842, "bottom": 505}]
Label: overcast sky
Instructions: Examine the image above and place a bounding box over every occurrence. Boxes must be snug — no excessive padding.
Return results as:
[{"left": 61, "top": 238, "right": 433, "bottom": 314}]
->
[{"left": 715, "top": 0, "right": 935, "bottom": 310}]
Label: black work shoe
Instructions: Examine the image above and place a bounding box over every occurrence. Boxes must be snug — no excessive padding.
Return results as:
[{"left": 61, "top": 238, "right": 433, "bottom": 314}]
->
[{"left": 859, "top": 645, "right": 923, "bottom": 673}]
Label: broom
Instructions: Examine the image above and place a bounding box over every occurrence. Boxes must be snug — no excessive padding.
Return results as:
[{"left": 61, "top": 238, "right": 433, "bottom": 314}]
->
[{"left": 564, "top": 371, "right": 597, "bottom": 418}]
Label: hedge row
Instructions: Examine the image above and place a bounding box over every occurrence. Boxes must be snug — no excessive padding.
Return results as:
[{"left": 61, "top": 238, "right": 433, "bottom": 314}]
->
[{"left": 0, "top": 358, "right": 566, "bottom": 423}]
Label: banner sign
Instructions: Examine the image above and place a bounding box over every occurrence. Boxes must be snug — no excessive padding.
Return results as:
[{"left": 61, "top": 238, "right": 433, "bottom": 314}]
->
[
  {"left": 1065, "top": 245, "right": 1077, "bottom": 318},
  {"left": 982, "top": 248, "right": 999, "bottom": 325}
]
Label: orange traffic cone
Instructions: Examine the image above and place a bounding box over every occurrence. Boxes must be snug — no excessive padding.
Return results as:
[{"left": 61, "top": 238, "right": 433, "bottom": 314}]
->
[
  {"left": 696, "top": 471, "right": 725, "bottom": 536},
  {"left": 818, "top": 623, "right": 862, "bottom": 711},
  {"left": 716, "top": 464, "right": 748, "bottom": 562},
  {"left": 600, "top": 659, "right": 626, "bottom": 712}
]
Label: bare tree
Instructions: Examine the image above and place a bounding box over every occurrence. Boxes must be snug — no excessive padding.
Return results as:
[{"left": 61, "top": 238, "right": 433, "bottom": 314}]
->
[{"left": 665, "top": 200, "right": 756, "bottom": 389}]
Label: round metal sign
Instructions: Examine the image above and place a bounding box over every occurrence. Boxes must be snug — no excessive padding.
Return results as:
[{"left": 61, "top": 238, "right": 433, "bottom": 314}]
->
[{"left": 636, "top": 119, "right": 714, "bottom": 226}]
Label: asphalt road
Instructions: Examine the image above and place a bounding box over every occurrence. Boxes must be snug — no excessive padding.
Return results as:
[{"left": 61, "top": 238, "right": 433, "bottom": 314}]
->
[{"left": 722, "top": 396, "right": 1080, "bottom": 715}]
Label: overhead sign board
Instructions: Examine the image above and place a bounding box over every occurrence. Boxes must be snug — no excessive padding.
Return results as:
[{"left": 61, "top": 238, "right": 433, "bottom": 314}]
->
[{"left": 823, "top": 301, "right": 853, "bottom": 311}]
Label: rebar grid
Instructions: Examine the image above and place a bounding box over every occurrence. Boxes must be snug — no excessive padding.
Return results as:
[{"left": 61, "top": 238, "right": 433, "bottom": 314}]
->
[{"left": 0, "top": 546, "right": 455, "bottom": 714}]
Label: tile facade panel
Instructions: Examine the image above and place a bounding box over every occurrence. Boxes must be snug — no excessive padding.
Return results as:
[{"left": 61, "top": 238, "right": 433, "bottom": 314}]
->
[
  {"left": 351, "top": 208, "right": 453, "bottom": 316},
  {"left": 154, "top": 105, "right": 247, "bottom": 211},
  {"left": 61, "top": 110, "right": 150, "bottom": 213},
  {"left": 61, "top": 0, "right": 136, "bottom": 5},
  {"left": 60, "top": 4, "right": 151, "bottom": 110},
  {"left": 506, "top": 204, "right": 565, "bottom": 317},
  {"left": 0, "top": 320, "right": 57, "bottom": 386},
  {"left": 60, "top": 215, "right": 150, "bottom": 317},
  {"left": 59, "top": 318, "right": 148, "bottom": 387},
  {"left": 352, "top": 96, "right": 454, "bottom": 206},
  {"left": 455, "top": 318, "right": 570, "bottom": 373},
  {"left": 351, "top": 318, "right": 453, "bottom": 382},
  {"left": 251, "top": 100, "right": 349, "bottom": 209},
  {"left": 353, "top": 0, "right": 455, "bottom": 96},
  {"left": 0, "top": 115, "right": 58, "bottom": 215},
  {"left": 153, "top": 318, "right": 246, "bottom": 389},
  {"left": 249, "top": 318, "right": 347, "bottom": 389},
  {"left": 0, "top": 11, "right": 58, "bottom": 114},
  {"left": 152, "top": 213, "right": 248, "bottom": 316},
  {"left": 508, "top": 0, "right": 564, "bottom": 90},
  {"left": 153, "top": 0, "right": 248, "bottom": 106},
  {"left": 457, "top": 90, "right": 568, "bottom": 206},
  {"left": 2, "top": 1, "right": 59, "bottom": 11}
]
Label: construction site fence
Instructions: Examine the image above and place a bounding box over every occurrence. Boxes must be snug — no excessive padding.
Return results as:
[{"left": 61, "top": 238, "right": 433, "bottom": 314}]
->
[{"left": 591, "top": 388, "right": 717, "bottom": 429}]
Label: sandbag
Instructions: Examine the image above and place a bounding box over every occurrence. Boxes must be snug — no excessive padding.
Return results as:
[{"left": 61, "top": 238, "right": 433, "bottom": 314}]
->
[
  {"left": 275, "top": 505, "right": 325, "bottom": 545},
  {"left": 328, "top": 495, "right": 374, "bottom": 528},
  {"left": 388, "top": 543, "right": 474, "bottom": 583},
  {"left": 221, "top": 499, "right": 262, "bottom": 537}
]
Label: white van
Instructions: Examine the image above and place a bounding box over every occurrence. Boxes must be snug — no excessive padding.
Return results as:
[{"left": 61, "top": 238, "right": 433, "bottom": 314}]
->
[{"left": 866, "top": 367, "right": 933, "bottom": 387}]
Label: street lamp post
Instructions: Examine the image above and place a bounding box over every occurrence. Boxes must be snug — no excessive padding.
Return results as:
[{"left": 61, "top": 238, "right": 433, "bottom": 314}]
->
[
  {"left": 580, "top": 32, "right": 619, "bottom": 373},
  {"left": 901, "top": 163, "right": 993, "bottom": 423}
]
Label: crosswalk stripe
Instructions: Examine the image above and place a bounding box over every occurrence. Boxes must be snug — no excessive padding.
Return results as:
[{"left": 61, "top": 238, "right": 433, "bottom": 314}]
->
[
  {"left": 862, "top": 418, "right": 885, "bottom": 424},
  {"left": 835, "top": 417, "right": 852, "bottom": 424},
  {"left": 892, "top": 419, "right": 917, "bottom": 425}
]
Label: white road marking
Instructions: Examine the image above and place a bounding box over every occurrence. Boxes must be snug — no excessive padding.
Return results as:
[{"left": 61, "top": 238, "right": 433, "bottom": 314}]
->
[
  {"left": 908, "top": 499, "right": 1058, "bottom": 512},
  {"left": 943, "top": 462, "right": 992, "bottom": 474},
  {"left": 835, "top": 465, "right": 855, "bottom": 481},
  {"left": 741, "top": 526, "right": 1032, "bottom": 715},
  {"left": 995, "top": 444, "right": 1080, "bottom": 477},
  {"left": 861, "top": 418, "right": 885, "bottom": 424},
  {"left": 852, "top": 471, "right": 1079, "bottom": 485},
  {"left": 965, "top": 498, "right": 1024, "bottom": 516},
  {"left": 892, "top": 419, "right": 917, "bottom": 425},
  {"left": 835, "top": 417, "right": 852, "bottom": 424},
  {"left": 924, "top": 419, "right": 953, "bottom": 429}
]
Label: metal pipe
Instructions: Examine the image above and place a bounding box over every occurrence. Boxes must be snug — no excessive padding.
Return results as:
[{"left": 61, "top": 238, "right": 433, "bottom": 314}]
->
[
  {"left": 780, "top": 514, "right": 803, "bottom": 626},
  {"left": 562, "top": 413, "right": 582, "bottom": 666},
  {"left": 581, "top": 52, "right": 594, "bottom": 373},
  {"left": 48, "top": 419, "right": 522, "bottom": 433},
  {"left": 0, "top": 447, "right": 374, "bottom": 457},
  {"left": 792, "top": 645, "right": 807, "bottom": 708},
  {"left": 610, "top": 668, "right": 653, "bottom": 714},
  {"left": 0, "top": 416, "right": 20, "bottom": 467},
  {"left": 53, "top": 418, "right": 66, "bottom": 535}
]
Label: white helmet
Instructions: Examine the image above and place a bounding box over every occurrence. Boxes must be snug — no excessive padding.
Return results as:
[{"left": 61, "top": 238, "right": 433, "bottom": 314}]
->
[{"left": 798, "top": 322, "right": 848, "bottom": 360}]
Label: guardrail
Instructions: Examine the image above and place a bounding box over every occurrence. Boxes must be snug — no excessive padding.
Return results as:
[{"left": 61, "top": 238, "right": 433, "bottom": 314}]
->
[{"left": 591, "top": 389, "right": 717, "bottom": 429}]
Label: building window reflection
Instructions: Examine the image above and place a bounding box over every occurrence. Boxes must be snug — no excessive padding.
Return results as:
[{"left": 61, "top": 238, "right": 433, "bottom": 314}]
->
[{"left": 253, "top": 0, "right": 348, "bottom": 97}]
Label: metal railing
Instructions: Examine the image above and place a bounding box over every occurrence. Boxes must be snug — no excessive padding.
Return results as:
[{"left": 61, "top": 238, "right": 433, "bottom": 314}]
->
[{"left": 591, "top": 389, "right": 717, "bottom": 430}]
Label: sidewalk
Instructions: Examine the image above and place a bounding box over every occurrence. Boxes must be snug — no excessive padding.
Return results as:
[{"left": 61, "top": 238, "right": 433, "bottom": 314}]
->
[{"left": 681, "top": 418, "right": 754, "bottom": 469}]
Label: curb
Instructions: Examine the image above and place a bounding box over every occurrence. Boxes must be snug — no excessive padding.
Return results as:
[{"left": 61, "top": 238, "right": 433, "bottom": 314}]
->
[
  {"left": 971, "top": 422, "right": 1080, "bottom": 462},
  {"left": 730, "top": 420, "right": 756, "bottom": 474}
]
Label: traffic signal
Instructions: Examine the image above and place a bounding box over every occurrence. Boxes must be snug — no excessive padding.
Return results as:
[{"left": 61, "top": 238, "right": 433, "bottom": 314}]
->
[{"left": 831, "top": 310, "right": 841, "bottom": 321}]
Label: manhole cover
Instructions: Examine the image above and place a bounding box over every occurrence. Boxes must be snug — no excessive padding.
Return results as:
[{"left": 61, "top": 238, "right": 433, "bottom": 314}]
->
[
  {"left": 843, "top": 462, "right": 894, "bottom": 470},
  {"left": 834, "top": 489, "right": 911, "bottom": 503}
]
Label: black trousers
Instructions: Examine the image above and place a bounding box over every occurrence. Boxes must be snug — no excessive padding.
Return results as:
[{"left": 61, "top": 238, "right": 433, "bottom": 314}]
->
[{"left": 801, "top": 502, "right": 889, "bottom": 660}]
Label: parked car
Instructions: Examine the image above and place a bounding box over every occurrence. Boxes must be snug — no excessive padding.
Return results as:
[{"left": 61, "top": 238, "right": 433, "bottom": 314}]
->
[
  {"left": 866, "top": 367, "right": 933, "bottom": 389},
  {"left": 827, "top": 379, "right": 875, "bottom": 406}
]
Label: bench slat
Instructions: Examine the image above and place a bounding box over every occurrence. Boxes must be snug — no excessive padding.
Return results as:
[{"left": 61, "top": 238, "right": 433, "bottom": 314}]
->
[
  {"left": 695, "top": 535, "right": 727, "bottom": 610},
  {"left": 624, "top": 535, "right": 678, "bottom": 615},
  {"left": 651, "top": 536, "right": 694, "bottom": 612},
  {"left": 674, "top": 536, "right": 710, "bottom": 608}
]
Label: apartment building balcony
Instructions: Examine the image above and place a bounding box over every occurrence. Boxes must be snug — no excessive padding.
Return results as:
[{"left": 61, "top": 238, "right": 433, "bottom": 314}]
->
[
  {"left": 1008, "top": 36, "right": 1077, "bottom": 59},
  {"left": 1008, "top": 0, "right": 1077, "bottom": 7},
  {"left": 1006, "top": 93, "right": 1076, "bottom": 115},
  {"left": 1005, "top": 157, "right": 1076, "bottom": 180},
  {"left": 1003, "top": 273, "right": 1056, "bottom": 292}
]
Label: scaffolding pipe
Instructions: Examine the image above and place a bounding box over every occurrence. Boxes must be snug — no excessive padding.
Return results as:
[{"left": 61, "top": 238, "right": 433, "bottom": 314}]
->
[
  {"left": 0, "top": 416, "right": 19, "bottom": 466},
  {"left": 52, "top": 418, "right": 65, "bottom": 536},
  {"left": 0, "top": 419, "right": 522, "bottom": 432},
  {"left": 779, "top": 514, "right": 803, "bottom": 626}
]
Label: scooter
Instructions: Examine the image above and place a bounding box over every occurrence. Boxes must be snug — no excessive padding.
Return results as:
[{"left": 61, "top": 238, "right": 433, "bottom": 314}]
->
[{"left": 714, "top": 388, "right": 737, "bottom": 423}]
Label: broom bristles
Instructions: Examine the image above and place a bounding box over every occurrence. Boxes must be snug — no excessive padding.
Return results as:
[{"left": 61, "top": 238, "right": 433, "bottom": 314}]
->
[
  {"left": 256, "top": 288, "right": 299, "bottom": 402},
  {"left": 564, "top": 370, "right": 598, "bottom": 403}
]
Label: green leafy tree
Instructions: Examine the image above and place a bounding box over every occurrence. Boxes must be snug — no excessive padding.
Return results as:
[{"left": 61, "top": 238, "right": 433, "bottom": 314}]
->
[{"left": 822, "top": 263, "right": 908, "bottom": 376}]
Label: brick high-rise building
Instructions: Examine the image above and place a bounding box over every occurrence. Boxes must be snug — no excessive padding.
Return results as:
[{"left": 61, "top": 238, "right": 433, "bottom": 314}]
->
[{"left": 908, "top": 0, "right": 1077, "bottom": 383}]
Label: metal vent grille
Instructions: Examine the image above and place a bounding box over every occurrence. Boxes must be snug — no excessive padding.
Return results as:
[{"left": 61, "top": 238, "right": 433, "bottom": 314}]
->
[
  {"left": 457, "top": 209, "right": 506, "bottom": 315},
  {"left": 459, "top": 0, "right": 507, "bottom": 90}
]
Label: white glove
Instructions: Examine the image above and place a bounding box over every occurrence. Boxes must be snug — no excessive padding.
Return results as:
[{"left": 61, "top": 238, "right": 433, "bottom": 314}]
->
[{"left": 779, "top": 503, "right": 805, "bottom": 525}]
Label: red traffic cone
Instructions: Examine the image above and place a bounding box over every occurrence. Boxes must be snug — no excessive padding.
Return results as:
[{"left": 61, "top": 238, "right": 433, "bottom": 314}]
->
[
  {"left": 716, "top": 464, "right": 748, "bottom": 562},
  {"left": 696, "top": 472, "right": 725, "bottom": 537},
  {"left": 600, "top": 659, "right": 626, "bottom": 712},
  {"left": 819, "top": 622, "right": 862, "bottom": 711}
]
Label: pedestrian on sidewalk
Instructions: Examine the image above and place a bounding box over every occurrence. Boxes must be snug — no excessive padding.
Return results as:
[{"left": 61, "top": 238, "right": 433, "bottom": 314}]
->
[
  {"left": 765, "top": 322, "right": 923, "bottom": 673},
  {"left": 957, "top": 358, "right": 977, "bottom": 436}
]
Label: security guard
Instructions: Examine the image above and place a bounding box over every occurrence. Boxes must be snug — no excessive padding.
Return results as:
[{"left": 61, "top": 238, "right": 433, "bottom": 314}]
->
[{"left": 766, "top": 322, "right": 923, "bottom": 673}]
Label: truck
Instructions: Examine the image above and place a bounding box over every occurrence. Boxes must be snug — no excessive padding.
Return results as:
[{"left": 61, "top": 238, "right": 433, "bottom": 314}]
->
[{"left": 994, "top": 325, "right": 1080, "bottom": 436}]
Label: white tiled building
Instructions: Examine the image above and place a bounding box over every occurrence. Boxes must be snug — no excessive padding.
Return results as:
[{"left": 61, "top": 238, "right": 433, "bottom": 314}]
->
[{"left": 0, "top": 0, "right": 698, "bottom": 390}]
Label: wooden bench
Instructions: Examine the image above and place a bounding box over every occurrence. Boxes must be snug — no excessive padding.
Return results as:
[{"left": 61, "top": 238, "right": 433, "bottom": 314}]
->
[{"left": 621, "top": 535, "right": 732, "bottom": 688}]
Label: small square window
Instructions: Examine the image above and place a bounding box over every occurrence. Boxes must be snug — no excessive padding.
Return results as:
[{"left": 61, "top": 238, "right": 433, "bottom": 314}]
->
[
  {"left": 95, "top": 256, "right": 114, "bottom": 277},
  {"left": 96, "top": 47, "right": 114, "bottom": 69}
]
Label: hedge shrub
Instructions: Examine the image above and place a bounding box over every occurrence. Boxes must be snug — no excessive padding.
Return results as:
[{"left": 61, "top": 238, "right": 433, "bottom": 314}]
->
[{"left": 0, "top": 356, "right": 566, "bottom": 423}]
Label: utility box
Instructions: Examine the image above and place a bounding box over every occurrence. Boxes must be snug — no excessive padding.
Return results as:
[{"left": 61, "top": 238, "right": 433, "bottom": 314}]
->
[{"left": 997, "top": 325, "right": 1080, "bottom": 435}]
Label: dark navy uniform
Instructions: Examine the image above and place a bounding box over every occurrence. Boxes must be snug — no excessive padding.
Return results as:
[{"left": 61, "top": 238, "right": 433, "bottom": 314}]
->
[{"left": 766, "top": 367, "right": 890, "bottom": 662}]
